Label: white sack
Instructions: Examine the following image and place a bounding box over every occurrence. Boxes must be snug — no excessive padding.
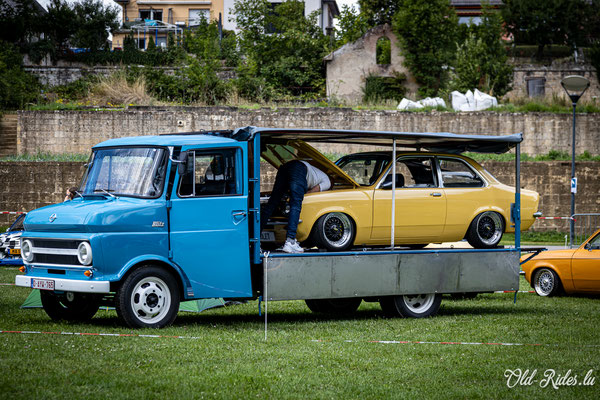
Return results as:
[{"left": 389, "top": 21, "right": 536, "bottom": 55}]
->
[{"left": 397, "top": 98, "right": 424, "bottom": 110}]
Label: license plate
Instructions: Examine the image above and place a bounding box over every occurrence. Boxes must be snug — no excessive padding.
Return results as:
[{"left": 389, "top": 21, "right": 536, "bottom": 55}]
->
[
  {"left": 9, "top": 249, "right": 20, "bottom": 255},
  {"left": 260, "top": 231, "right": 275, "bottom": 242},
  {"left": 32, "top": 278, "right": 55, "bottom": 291}
]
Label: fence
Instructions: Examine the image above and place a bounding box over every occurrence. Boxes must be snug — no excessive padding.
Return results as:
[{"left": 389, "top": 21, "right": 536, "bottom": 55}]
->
[{"left": 572, "top": 213, "right": 600, "bottom": 247}]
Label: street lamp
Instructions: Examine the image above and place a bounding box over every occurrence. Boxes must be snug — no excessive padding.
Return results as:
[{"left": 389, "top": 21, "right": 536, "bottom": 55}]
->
[{"left": 560, "top": 75, "right": 590, "bottom": 247}]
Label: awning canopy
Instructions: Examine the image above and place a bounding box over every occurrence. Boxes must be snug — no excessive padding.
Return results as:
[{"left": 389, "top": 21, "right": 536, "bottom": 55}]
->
[{"left": 227, "top": 126, "right": 523, "bottom": 154}]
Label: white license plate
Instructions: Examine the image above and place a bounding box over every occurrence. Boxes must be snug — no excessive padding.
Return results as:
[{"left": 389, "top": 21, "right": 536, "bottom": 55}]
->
[
  {"left": 32, "top": 278, "right": 55, "bottom": 291},
  {"left": 260, "top": 231, "right": 275, "bottom": 242}
]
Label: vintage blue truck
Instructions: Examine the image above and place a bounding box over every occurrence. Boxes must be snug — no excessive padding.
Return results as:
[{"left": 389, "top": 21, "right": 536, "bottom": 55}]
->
[{"left": 16, "top": 127, "right": 525, "bottom": 328}]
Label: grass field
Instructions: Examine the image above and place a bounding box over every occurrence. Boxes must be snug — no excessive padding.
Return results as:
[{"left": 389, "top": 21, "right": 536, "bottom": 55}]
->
[{"left": 1, "top": 266, "right": 598, "bottom": 399}]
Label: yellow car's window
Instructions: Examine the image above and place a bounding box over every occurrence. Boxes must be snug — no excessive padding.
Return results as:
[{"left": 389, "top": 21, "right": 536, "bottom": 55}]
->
[
  {"left": 438, "top": 158, "right": 484, "bottom": 188},
  {"left": 394, "top": 157, "right": 436, "bottom": 188}
]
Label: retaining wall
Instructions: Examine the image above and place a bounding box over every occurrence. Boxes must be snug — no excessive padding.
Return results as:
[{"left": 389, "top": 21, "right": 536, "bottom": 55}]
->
[
  {"left": 1, "top": 160, "right": 598, "bottom": 232},
  {"left": 17, "top": 108, "right": 600, "bottom": 157}
]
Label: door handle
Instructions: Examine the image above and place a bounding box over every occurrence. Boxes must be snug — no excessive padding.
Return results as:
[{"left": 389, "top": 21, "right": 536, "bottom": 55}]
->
[
  {"left": 232, "top": 211, "right": 247, "bottom": 217},
  {"left": 430, "top": 192, "right": 442, "bottom": 197}
]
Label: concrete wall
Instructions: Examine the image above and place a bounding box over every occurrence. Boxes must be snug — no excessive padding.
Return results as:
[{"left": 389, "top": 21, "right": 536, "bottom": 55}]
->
[
  {"left": 17, "top": 107, "right": 600, "bottom": 157},
  {"left": 1, "top": 160, "right": 597, "bottom": 232},
  {"left": 505, "top": 59, "right": 599, "bottom": 101},
  {"left": 324, "top": 24, "right": 419, "bottom": 103}
]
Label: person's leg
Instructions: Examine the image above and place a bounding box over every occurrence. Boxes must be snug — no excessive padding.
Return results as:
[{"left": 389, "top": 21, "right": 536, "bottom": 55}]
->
[
  {"left": 285, "top": 161, "right": 307, "bottom": 240},
  {"left": 261, "top": 162, "right": 291, "bottom": 231}
]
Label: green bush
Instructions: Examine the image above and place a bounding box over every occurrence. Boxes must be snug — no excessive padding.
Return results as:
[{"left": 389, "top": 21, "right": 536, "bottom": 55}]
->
[
  {"left": 362, "top": 72, "right": 407, "bottom": 103},
  {"left": 0, "top": 41, "right": 40, "bottom": 110}
]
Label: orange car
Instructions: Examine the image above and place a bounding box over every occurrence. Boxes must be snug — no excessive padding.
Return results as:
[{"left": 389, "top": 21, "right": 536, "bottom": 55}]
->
[{"left": 522, "top": 229, "right": 600, "bottom": 296}]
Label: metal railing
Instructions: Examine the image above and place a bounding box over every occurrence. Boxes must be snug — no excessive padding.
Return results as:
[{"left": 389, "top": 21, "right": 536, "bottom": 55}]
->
[{"left": 572, "top": 213, "right": 600, "bottom": 247}]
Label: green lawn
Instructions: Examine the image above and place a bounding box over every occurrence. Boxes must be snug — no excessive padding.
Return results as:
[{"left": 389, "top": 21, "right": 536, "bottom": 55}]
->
[{"left": 1, "top": 266, "right": 598, "bottom": 399}]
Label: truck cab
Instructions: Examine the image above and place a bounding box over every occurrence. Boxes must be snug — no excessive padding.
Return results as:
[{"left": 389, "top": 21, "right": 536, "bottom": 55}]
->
[{"left": 17, "top": 133, "right": 256, "bottom": 328}]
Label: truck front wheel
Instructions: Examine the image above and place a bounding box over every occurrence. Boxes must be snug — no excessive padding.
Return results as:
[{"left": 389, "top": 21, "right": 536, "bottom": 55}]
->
[
  {"left": 379, "top": 293, "right": 442, "bottom": 318},
  {"left": 116, "top": 266, "right": 180, "bottom": 328},
  {"left": 40, "top": 291, "right": 100, "bottom": 322}
]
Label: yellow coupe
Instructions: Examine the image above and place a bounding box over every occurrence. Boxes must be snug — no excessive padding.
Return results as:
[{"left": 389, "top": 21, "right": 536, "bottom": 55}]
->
[
  {"left": 522, "top": 229, "right": 600, "bottom": 296},
  {"left": 261, "top": 140, "right": 540, "bottom": 251}
]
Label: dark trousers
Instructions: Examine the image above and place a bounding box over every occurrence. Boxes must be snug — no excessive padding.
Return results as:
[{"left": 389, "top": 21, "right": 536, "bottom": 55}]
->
[{"left": 261, "top": 160, "right": 307, "bottom": 240}]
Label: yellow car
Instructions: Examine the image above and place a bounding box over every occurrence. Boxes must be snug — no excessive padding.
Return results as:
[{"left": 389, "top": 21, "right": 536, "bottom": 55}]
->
[
  {"left": 261, "top": 140, "right": 540, "bottom": 251},
  {"left": 522, "top": 229, "right": 600, "bottom": 296}
]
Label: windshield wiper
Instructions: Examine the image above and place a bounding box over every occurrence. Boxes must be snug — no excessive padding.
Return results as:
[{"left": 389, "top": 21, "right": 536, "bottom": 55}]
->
[{"left": 93, "top": 189, "right": 117, "bottom": 198}]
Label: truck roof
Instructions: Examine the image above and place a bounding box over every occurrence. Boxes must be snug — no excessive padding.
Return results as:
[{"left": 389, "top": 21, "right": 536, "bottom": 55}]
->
[{"left": 93, "top": 134, "right": 238, "bottom": 149}]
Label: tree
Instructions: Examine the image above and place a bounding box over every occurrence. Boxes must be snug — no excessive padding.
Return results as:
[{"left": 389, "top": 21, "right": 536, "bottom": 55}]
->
[
  {"left": 44, "top": 0, "right": 77, "bottom": 58},
  {"left": 0, "top": 41, "right": 40, "bottom": 109},
  {"left": 0, "top": 0, "right": 45, "bottom": 51},
  {"left": 501, "top": 0, "right": 592, "bottom": 59},
  {"left": 451, "top": 4, "right": 513, "bottom": 97},
  {"left": 335, "top": 5, "right": 369, "bottom": 47},
  {"left": 393, "top": 0, "right": 458, "bottom": 97},
  {"left": 232, "top": 0, "right": 331, "bottom": 98},
  {"left": 358, "top": 0, "right": 401, "bottom": 26},
  {"left": 72, "top": 0, "right": 119, "bottom": 52}
]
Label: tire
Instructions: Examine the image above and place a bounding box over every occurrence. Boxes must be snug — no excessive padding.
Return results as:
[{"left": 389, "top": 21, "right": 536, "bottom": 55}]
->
[
  {"left": 379, "top": 294, "right": 442, "bottom": 318},
  {"left": 40, "top": 290, "right": 100, "bottom": 322},
  {"left": 466, "top": 211, "right": 504, "bottom": 249},
  {"left": 116, "top": 266, "right": 180, "bottom": 328},
  {"left": 311, "top": 212, "right": 355, "bottom": 251},
  {"left": 533, "top": 268, "right": 562, "bottom": 297},
  {"left": 305, "top": 298, "right": 362, "bottom": 314}
]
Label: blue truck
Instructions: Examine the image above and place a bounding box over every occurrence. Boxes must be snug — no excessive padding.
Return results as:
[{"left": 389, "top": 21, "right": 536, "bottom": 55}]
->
[{"left": 15, "top": 127, "right": 524, "bottom": 328}]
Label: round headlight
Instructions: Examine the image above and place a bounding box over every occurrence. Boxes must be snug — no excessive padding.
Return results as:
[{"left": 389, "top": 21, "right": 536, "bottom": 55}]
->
[
  {"left": 22, "top": 239, "right": 33, "bottom": 263},
  {"left": 77, "top": 242, "right": 93, "bottom": 266}
]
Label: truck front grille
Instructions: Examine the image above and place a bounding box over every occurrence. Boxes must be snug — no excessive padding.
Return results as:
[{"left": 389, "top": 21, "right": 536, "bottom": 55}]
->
[{"left": 29, "top": 239, "right": 85, "bottom": 267}]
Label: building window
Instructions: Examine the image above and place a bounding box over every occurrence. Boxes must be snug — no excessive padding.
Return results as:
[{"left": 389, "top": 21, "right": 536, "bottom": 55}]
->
[
  {"left": 189, "top": 9, "right": 210, "bottom": 26},
  {"left": 376, "top": 37, "right": 391, "bottom": 65},
  {"left": 140, "top": 9, "right": 162, "bottom": 22},
  {"left": 527, "top": 77, "right": 546, "bottom": 97}
]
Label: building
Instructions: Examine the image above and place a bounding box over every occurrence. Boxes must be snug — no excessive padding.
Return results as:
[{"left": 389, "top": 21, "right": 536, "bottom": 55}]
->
[
  {"left": 450, "top": 0, "right": 503, "bottom": 25},
  {"left": 324, "top": 24, "right": 418, "bottom": 104},
  {"left": 111, "top": 0, "right": 225, "bottom": 49},
  {"left": 223, "top": 0, "right": 339, "bottom": 35},
  {"left": 111, "top": 0, "right": 339, "bottom": 50}
]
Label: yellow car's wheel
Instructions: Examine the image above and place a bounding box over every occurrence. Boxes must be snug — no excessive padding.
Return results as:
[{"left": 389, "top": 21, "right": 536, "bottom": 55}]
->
[
  {"left": 311, "top": 212, "right": 355, "bottom": 251},
  {"left": 466, "top": 211, "right": 504, "bottom": 248}
]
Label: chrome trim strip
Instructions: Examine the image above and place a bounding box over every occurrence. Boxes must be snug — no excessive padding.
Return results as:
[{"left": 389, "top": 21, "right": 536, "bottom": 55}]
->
[
  {"left": 32, "top": 247, "right": 78, "bottom": 256},
  {"left": 15, "top": 275, "right": 110, "bottom": 293},
  {"left": 25, "top": 262, "right": 88, "bottom": 269}
]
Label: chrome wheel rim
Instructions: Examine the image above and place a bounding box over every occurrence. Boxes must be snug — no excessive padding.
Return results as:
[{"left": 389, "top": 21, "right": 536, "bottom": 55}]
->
[
  {"left": 476, "top": 212, "right": 503, "bottom": 246},
  {"left": 322, "top": 213, "right": 352, "bottom": 249},
  {"left": 130, "top": 276, "right": 171, "bottom": 324},
  {"left": 535, "top": 270, "right": 554, "bottom": 296},
  {"left": 402, "top": 294, "right": 435, "bottom": 314}
]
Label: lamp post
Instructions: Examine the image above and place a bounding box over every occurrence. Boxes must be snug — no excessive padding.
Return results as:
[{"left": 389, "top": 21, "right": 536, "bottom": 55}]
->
[{"left": 560, "top": 75, "right": 590, "bottom": 247}]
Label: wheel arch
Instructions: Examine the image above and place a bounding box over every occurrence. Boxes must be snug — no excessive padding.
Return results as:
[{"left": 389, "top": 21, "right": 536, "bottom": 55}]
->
[
  {"left": 529, "top": 263, "right": 564, "bottom": 289},
  {"left": 111, "top": 256, "right": 187, "bottom": 298},
  {"left": 463, "top": 208, "right": 508, "bottom": 239}
]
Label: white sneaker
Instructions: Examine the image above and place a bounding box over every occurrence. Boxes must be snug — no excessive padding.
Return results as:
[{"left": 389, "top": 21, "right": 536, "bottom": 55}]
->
[{"left": 282, "top": 238, "right": 304, "bottom": 253}]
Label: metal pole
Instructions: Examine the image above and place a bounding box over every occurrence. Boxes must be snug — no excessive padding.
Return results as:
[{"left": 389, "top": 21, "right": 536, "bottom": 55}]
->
[
  {"left": 390, "top": 139, "right": 396, "bottom": 248},
  {"left": 570, "top": 102, "right": 576, "bottom": 247},
  {"left": 515, "top": 143, "right": 521, "bottom": 250}
]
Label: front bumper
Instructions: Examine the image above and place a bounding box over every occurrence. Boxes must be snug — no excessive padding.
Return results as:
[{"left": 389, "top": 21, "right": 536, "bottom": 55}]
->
[{"left": 15, "top": 275, "right": 111, "bottom": 293}]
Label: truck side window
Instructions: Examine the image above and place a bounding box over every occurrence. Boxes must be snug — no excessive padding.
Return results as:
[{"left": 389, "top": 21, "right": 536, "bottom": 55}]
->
[{"left": 178, "top": 149, "right": 239, "bottom": 197}]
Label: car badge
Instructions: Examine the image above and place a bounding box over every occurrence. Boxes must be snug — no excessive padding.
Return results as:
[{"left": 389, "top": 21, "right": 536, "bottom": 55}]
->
[
  {"left": 152, "top": 221, "right": 165, "bottom": 228},
  {"left": 49, "top": 213, "right": 57, "bottom": 223}
]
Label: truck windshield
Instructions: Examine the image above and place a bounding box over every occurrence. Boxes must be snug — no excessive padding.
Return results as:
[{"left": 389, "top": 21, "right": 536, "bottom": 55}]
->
[{"left": 80, "top": 147, "right": 167, "bottom": 198}]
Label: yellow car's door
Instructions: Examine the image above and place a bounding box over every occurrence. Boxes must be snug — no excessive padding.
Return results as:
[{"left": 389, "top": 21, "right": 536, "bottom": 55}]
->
[
  {"left": 371, "top": 156, "right": 446, "bottom": 243},
  {"left": 571, "top": 232, "right": 600, "bottom": 291}
]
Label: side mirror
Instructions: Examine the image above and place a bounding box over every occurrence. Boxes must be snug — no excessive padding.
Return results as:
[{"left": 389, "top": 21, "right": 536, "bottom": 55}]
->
[{"left": 173, "top": 151, "right": 189, "bottom": 176}]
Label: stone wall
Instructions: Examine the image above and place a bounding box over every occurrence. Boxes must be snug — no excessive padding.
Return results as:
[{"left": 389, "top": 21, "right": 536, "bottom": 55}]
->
[
  {"left": 17, "top": 108, "right": 600, "bottom": 157},
  {"left": 505, "top": 60, "right": 599, "bottom": 101},
  {"left": 1, "top": 160, "right": 598, "bottom": 232}
]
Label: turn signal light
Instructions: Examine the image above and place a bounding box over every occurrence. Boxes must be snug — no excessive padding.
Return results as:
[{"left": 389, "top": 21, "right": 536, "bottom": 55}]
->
[
  {"left": 19, "top": 266, "right": 25, "bottom": 273},
  {"left": 84, "top": 270, "right": 93, "bottom": 277}
]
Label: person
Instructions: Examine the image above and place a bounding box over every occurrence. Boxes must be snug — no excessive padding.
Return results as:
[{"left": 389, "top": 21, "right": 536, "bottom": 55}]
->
[
  {"left": 64, "top": 187, "right": 79, "bottom": 202},
  {"left": 262, "top": 160, "right": 331, "bottom": 253}
]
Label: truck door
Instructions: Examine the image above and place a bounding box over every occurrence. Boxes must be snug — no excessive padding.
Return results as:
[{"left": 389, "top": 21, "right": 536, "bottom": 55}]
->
[{"left": 169, "top": 145, "right": 253, "bottom": 299}]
